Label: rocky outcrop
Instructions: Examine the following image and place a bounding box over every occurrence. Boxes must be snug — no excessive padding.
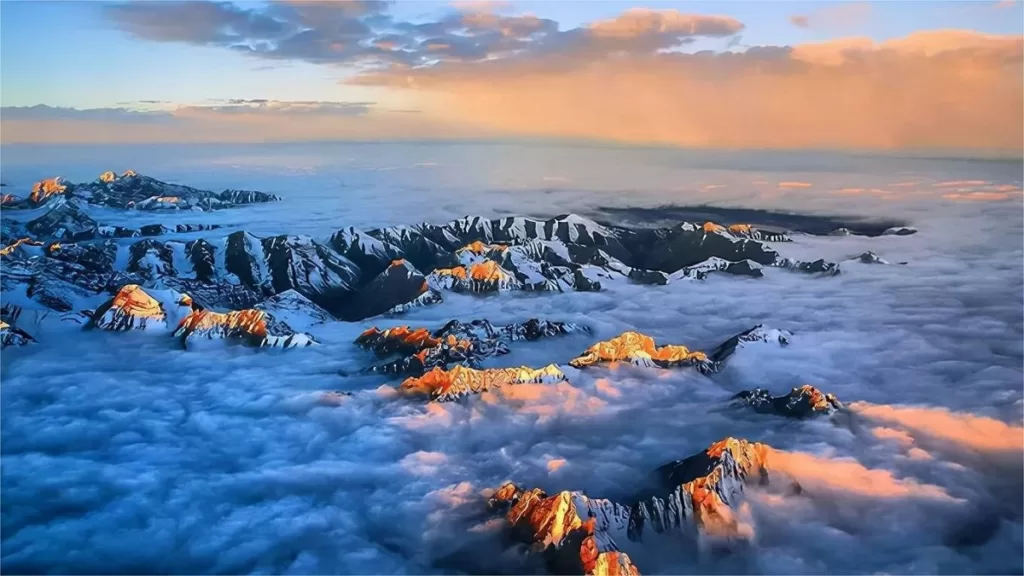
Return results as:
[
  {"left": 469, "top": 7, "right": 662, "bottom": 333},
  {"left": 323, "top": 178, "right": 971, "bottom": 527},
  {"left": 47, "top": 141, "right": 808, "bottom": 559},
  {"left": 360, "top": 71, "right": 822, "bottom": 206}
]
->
[
  {"left": 488, "top": 482, "right": 640, "bottom": 576},
  {"left": 254, "top": 290, "right": 333, "bottom": 331},
  {"left": 735, "top": 385, "right": 843, "bottom": 417},
  {"left": 569, "top": 326, "right": 791, "bottom": 372},
  {"left": 847, "top": 251, "right": 907, "bottom": 265},
  {"left": 704, "top": 325, "right": 792, "bottom": 366},
  {"left": 490, "top": 437, "right": 775, "bottom": 575},
  {"left": 338, "top": 259, "right": 441, "bottom": 321},
  {"left": 7, "top": 171, "right": 280, "bottom": 212},
  {"left": 173, "top": 308, "right": 317, "bottom": 349},
  {"left": 86, "top": 284, "right": 193, "bottom": 332},
  {"left": 427, "top": 261, "right": 523, "bottom": 293},
  {"left": 396, "top": 364, "right": 567, "bottom": 401},
  {"left": 356, "top": 318, "right": 589, "bottom": 375},
  {"left": 0, "top": 303, "right": 39, "bottom": 347},
  {"left": 569, "top": 331, "right": 714, "bottom": 372}
]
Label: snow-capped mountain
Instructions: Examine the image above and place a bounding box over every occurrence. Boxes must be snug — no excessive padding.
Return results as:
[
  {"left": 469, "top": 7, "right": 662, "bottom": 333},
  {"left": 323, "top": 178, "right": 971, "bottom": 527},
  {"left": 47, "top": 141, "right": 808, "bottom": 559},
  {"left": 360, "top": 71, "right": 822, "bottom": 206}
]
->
[
  {"left": 0, "top": 212, "right": 848, "bottom": 323},
  {"left": 3, "top": 171, "right": 279, "bottom": 212}
]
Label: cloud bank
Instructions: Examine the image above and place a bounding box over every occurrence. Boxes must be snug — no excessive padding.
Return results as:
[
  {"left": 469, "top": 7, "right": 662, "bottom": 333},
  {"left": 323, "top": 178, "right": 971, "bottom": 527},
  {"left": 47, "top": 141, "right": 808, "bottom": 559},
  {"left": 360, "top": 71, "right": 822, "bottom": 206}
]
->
[{"left": 1, "top": 1, "right": 1021, "bottom": 151}]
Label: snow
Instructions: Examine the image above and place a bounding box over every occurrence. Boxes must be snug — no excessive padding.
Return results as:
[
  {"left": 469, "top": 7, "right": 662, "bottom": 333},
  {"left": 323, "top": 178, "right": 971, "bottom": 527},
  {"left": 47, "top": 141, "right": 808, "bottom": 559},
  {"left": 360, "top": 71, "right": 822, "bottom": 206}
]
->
[{"left": 0, "top": 143, "right": 1022, "bottom": 575}]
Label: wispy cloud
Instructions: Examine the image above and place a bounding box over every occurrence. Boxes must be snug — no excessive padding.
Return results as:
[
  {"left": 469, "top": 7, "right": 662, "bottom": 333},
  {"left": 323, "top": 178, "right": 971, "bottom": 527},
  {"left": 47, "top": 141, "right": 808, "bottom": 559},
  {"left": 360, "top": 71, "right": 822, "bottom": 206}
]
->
[{"left": 789, "top": 15, "right": 810, "bottom": 29}]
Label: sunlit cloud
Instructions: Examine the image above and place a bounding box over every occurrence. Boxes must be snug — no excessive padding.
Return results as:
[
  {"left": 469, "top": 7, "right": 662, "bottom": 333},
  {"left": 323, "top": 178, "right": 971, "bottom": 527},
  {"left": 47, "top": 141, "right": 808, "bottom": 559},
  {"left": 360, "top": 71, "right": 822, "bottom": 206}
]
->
[
  {"left": 2, "top": 2, "right": 1019, "bottom": 151},
  {"left": 850, "top": 402, "right": 1024, "bottom": 453}
]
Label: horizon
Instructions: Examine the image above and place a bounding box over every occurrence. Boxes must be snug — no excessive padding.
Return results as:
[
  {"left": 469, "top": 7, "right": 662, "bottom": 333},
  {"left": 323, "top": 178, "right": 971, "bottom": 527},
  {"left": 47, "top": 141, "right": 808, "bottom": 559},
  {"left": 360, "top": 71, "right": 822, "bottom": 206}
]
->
[{"left": 1, "top": 0, "right": 1022, "bottom": 152}]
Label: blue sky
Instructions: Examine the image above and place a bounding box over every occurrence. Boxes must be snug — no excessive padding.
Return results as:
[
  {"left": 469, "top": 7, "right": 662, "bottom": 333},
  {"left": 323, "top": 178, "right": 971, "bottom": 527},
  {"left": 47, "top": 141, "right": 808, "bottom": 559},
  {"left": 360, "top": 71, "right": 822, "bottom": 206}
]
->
[{"left": 2, "top": 0, "right": 1021, "bottom": 109}]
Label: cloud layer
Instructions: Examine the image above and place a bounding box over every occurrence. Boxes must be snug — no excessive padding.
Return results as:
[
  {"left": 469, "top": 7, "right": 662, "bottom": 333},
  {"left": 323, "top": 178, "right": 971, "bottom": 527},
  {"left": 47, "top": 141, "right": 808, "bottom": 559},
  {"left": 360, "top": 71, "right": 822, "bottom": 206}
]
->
[{"left": 2, "top": 1, "right": 1021, "bottom": 151}]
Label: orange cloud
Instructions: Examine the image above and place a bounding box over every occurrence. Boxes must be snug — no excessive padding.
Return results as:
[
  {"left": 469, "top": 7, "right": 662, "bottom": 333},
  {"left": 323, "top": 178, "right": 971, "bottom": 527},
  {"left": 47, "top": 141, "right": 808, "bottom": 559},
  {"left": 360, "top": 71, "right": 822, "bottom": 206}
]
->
[
  {"left": 768, "top": 448, "right": 956, "bottom": 501},
  {"left": 353, "top": 30, "right": 1022, "bottom": 152},
  {"left": 850, "top": 401, "right": 1024, "bottom": 453}
]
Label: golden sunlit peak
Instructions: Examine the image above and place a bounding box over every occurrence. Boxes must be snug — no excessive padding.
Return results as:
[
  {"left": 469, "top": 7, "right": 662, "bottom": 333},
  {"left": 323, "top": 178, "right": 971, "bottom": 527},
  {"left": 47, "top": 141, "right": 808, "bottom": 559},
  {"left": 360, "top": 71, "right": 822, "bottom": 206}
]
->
[
  {"left": 110, "top": 285, "right": 165, "bottom": 318},
  {"left": 397, "top": 363, "right": 567, "bottom": 401},
  {"left": 703, "top": 221, "right": 726, "bottom": 233},
  {"left": 569, "top": 331, "right": 710, "bottom": 369},
  {"left": 390, "top": 258, "right": 407, "bottom": 267},
  {"left": 487, "top": 481, "right": 640, "bottom": 576},
  {"left": 30, "top": 177, "right": 67, "bottom": 203},
  {"left": 176, "top": 308, "right": 269, "bottom": 338},
  {"left": 728, "top": 224, "right": 753, "bottom": 234},
  {"left": 99, "top": 171, "right": 117, "bottom": 183},
  {"left": 469, "top": 260, "right": 509, "bottom": 281},
  {"left": 434, "top": 266, "right": 468, "bottom": 280},
  {"left": 463, "top": 240, "right": 490, "bottom": 254},
  {"left": 122, "top": 169, "right": 138, "bottom": 177},
  {"left": 792, "top": 384, "right": 841, "bottom": 412}
]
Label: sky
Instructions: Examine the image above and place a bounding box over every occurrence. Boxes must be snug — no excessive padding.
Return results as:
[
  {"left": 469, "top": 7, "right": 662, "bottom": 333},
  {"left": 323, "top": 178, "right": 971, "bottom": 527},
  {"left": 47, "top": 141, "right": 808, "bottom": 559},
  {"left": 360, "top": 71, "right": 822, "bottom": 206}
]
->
[{"left": 1, "top": 0, "right": 1022, "bottom": 152}]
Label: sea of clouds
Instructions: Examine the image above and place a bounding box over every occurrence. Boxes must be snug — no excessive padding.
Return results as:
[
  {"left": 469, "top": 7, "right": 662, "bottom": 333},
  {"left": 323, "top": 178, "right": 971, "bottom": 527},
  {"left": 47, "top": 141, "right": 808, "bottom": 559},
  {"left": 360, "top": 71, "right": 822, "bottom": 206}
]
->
[{"left": 1, "top": 142, "right": 1021, "bottom": 574}]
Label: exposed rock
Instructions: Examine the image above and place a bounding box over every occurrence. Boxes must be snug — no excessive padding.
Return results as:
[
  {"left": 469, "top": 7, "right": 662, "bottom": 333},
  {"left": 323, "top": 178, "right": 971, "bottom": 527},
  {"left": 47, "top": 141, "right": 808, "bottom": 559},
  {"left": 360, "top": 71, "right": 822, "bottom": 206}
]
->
[
  {"left": 0, "top": 212, "right": 879, "bottom": 317},
  {"left": 569, "top": 331, "right": 714, "bottom": 372},
  {"left": 735, "top": 385, "right": 843, "bottom": 417},
  {"left": 13, "top": 171, "right": 281, "bottom": 211},
  {"left": 338, "top": 259, "right": 440, "bottom": 321},
  {"left": 670, "top": 257, "right": 764, "bottom": 281},
  {"left": 849, "top": 251, "right": 907, "bottom": 265},
  {"left": 397, "top": 364, "right": 567, "bottom": 401},
  {"left": 30, "top": 177, "right": 68, "bottom": 204},
  {"left": 328, "top": 226, "right": 400, "bottom": 278},
  {"left": 139, "top": 223, "right": 222, "bottom": 236},
  {"left": 173, "top": 308, "right": 317, "bottom": 349},
  {"left": 357, "top": 318, "right": 589, "bottom": 375},
  {"left": 87, "top": 284, "right": 193, "bottom": 332},
  {"left": 706, "top": 325, "right": 792, "bottom": 366},
  {"left": 0, "top": 319, "right": 35, "bottom": 347},
  {"left": 254, "top": 289, "right": 333, "bottom": 331},
  {"left": 25, "top": 199, "right": 99, "bottom": 241},
  {"left": 490, "top": 437, "right": 775, "bottom": 574},
  {"left": 428, "top": 260, "right": 523, "bottom": 293},
  {"left": 629, "top": 437, "right": 770, "bottom": 540},
  {"left": 488, "top": 482, "right": 640, "bottom": 576},
  {"left": 882, "top": 226, "right": 917, "bottom": 236}
]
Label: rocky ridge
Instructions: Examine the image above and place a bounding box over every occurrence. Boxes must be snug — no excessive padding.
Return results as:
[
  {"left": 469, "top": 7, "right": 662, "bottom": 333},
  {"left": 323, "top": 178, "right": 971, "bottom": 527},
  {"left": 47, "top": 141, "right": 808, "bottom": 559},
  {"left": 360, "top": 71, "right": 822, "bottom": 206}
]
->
[
  {"left": 355, "top": 318, "right": 589, "bottom": 375},
  {"left": 4, "top": 171, "right": 279, "bottom": 212},
  {"left": 488, "top": 437, "right": 776, "bottom": 575}
]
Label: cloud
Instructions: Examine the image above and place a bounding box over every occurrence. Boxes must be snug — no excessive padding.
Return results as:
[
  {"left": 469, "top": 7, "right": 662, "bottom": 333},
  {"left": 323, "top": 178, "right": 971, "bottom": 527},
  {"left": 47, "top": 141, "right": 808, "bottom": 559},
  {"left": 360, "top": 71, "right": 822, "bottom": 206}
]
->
[
  {"left": 788, "top": 2, "right": 873, "bottom": 32},
  {"left": 0, "top": 101, "right": 480, "bottom": 143},
  {"left": 850, "top": 402, "right": 1024, "bottom": 453},
  {"left": 14, "top": 3, "right": 1019, "bottom": 150},
  {"left": 350, "top": 29, "right": 1022, "bottom": 152},
  {"left": 102, "top": 1, "right": 742, "bottom": 69}
]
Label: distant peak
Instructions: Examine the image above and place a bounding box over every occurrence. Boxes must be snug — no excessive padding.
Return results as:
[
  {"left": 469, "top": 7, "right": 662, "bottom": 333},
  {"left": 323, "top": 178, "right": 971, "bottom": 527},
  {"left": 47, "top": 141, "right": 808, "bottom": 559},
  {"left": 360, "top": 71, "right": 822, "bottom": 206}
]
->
[{"left": 30, "top": 177, "right": 67, "bottom": 203}]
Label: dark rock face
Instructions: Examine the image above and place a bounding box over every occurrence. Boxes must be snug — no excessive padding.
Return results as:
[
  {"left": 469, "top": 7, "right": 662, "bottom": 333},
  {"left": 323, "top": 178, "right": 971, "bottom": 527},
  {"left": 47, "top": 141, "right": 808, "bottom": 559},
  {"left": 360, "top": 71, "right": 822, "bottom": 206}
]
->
[
  {"left": 26, "top": 200, "right": 100, "bottom": 242},
  {"left": 337, "top": 259, "right": 440, "bottom": 321},
  {"left": 0, "top": 304, "right": 36, "bottom": 348},
  {"left": 735, "top": 385, "right": 843, "bottom": 417},
  {"left": 5, "top": 171, "right": 279, "bottom": 212},
  {"left": 706, "top": 325, "right": 791, "bottom": 366},
  {"left": 356, "top": 318, "right": 590, "bottom": 376}
]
